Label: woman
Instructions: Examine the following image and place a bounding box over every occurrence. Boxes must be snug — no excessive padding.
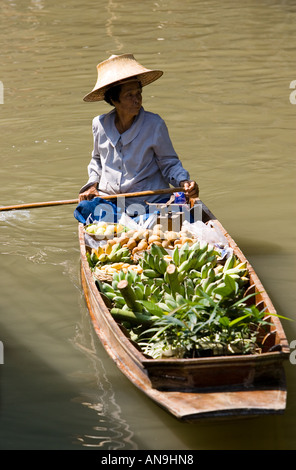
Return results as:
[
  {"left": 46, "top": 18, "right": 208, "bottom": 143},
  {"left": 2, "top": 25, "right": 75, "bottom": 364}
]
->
[{"left": 79, "top": 54, "right": 199, "bottom": 213}]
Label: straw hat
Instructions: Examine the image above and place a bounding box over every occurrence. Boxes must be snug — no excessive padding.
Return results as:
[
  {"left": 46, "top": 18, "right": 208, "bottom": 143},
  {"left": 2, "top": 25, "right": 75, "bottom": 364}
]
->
[{"left": 83, "top": 53, "right": 163, "bottom": 102}]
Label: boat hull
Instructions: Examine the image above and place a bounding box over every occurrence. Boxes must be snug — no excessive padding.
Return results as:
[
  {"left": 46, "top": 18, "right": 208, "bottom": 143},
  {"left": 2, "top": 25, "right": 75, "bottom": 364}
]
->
[{"left": 79, "top": 200, "right": 289, "bottom": 421}]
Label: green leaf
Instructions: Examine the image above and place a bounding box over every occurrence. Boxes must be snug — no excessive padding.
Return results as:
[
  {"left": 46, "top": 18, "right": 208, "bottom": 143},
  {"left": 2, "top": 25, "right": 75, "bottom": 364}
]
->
[
  {"left": 229, "top": 314, "right": 251, "bottom": 327},
  {"left": 224, "top": 274, "right": 236, "bottom": 292},
  {"left": 268, "top": 312, "right": 294, "bottom": 322},
  {"left": 137, "top": 300, "right": 164, "bottom": 317},
  {"left": 213, "top": 282, "right": 231, "bottom": 297},
  {"left": 219, "top": 316, "right": 230, "bottom": 327}
]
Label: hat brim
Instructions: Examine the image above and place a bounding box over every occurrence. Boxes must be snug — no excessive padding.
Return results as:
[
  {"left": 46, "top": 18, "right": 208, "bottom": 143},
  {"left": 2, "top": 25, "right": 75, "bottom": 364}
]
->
[{"left": 83, "top": 70, "right": 163, "bottom": 102}]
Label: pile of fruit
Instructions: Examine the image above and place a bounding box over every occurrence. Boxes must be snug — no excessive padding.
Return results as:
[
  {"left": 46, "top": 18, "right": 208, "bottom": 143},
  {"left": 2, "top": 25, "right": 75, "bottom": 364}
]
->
[
  {"left": 85, "top": 222, "right": 269, "bottom": 359},
  {"left": 85, "top": 221, "right": 126, "bottom": 238},
  {"left": 85, "top": 222, "right": 199, "bottom": 255}
]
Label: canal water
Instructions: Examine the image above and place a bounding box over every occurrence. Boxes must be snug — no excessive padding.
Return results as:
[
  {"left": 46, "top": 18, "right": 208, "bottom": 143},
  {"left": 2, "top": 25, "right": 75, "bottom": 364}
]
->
[{"left": 0, "top": 0, "right": 296, "bottom": 450}]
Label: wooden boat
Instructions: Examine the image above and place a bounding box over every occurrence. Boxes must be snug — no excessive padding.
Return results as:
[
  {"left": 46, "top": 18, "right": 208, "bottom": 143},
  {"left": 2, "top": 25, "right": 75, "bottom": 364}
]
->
[{"left": 78, "top": 198, "right": 290, "bottom": 421}]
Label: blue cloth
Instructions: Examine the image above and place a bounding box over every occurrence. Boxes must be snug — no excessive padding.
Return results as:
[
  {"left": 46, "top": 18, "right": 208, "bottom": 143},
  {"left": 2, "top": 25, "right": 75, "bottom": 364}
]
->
[{"left": 74, "top": 197, "right": 119, "bottom": 224}]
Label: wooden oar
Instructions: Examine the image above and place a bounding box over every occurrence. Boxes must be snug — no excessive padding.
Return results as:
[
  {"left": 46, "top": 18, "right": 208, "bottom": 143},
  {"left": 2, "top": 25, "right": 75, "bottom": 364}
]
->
[{"left": 0, "top": 187, "right": 184, "bottom": 212}]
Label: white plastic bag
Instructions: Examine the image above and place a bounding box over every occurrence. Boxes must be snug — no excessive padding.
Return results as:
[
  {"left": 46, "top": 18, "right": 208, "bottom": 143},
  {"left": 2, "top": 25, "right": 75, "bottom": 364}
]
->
[
  {"left": 182, "top": 220, "right": 228, "bottom": 247},
  {"left": 118, "top": 212, "right": 157, "bottom": 230}
]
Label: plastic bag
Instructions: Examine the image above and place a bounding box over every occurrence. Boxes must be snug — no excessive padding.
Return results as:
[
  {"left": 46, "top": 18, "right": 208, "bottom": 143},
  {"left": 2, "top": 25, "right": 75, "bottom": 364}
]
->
[
  {"left": 118, "top": 212, "right": 157, "bottom": 231},
  {"left": 182, "top": 220, "right": 228, "bottom": 247}
]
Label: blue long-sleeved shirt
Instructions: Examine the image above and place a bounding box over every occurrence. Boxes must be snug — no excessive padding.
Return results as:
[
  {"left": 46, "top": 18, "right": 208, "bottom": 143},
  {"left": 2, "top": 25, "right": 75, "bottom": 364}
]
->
[{"left": 80, "top": 106, "right": 190, "bottom": 207}]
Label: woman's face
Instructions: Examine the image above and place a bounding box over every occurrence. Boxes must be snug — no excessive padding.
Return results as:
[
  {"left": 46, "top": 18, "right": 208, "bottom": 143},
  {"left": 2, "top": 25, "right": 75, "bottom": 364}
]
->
[{"left": 113, "top": 81, "right": 142, "bottom": 118}]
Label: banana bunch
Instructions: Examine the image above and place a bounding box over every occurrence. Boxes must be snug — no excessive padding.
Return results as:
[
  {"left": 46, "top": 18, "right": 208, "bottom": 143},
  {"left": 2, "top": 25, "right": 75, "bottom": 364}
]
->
[
  {"left": 138, "top": 241, "right": 218, "bottom": 283},
  {"left": 95, "top": 242, "right": 132, "bottom": 266},
  {"left": 96, "top": 238, "right": 251, "bottom": 327},
  {"left": 98, "top": 268, "right": 166, "bottom": 324},
  {"left": 173, "top": 241, "right": 217, "bottom": 276},
  {"left": 222, "top": 254, "right": 248, "bottom": 279},
  {"left": 212, "top": 255, "right": 249, "bottom": 299},
  {"left": 138, "top": 243, "right": 169, "bottom": 279},
  {"left": 191, "top": 254, "right": 249, "bottom": 300}
]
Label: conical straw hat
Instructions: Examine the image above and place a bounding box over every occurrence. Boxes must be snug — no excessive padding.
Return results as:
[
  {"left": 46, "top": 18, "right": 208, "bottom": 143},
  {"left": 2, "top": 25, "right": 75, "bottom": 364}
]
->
[{"left": 83, "top": 53, "right": 163, "bottom": 102}]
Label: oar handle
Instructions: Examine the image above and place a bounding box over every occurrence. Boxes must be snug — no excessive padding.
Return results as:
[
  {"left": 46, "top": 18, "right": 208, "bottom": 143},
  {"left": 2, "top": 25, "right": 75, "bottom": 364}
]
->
[
  {"left": 101, "top": 186, "right": 184, "bottom": 199},
  {"left": 0, "top": 187, "right": 184, "bottom": 212}
]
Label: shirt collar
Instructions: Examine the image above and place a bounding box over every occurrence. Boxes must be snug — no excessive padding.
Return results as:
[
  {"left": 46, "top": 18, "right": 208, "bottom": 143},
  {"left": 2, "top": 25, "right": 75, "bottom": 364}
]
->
[{"left": 102, "top": 107, "right": 145, "bottom": 147}]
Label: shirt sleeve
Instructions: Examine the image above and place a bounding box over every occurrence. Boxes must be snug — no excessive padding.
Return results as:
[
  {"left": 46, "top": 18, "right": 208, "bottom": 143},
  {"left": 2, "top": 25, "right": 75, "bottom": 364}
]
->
[
  {"left": 153, "top": 119, "right": 190, "bottom": 186},
  {"left": 79, "top": 119, "right": 102, "bottom": 194}
]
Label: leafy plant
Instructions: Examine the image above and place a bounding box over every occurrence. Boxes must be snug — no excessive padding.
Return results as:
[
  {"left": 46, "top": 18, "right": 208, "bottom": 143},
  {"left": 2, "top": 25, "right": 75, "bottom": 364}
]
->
[
  {"left": 93, "top": 240, "right": 291, "bottom": 359},
  {"left": 137, "top": 290, "right": 266, "bottom": 357}
]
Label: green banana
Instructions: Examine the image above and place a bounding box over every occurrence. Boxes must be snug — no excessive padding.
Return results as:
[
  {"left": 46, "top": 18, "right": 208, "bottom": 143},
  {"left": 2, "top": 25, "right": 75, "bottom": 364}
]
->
[
  {"left": 177, "top": 271, "right": 187, "bottom": 283},
  {"left": 150, "top": 243, "right": 168, "bottom": 258},
  {"left": 207, "top": 267, "right": 216, "bottom": 282},
  {"left": 112, "top": 280, "right": 118, "bottom": 290},
  {"left": 223, "top": 254, "right": 236, "bottom": 272},
  {"left": 108, "top": 247, "right": 131, "bottom": 263},
  {"left": 189, "top": 241, "right": 201, "bottom": 253},
  {"left": 139, "top": 255, "right": 150, "bottom": 270},
  {"left": 117, "top": 280, "right": 143, "bottom": 311},
  {"left": 172, "top": 246, "right": 180, "bottom": 265},
  {"left": 110, "top": 308, "right": 155, "bottom": 326},
  {"left": 201, "top": 263, "right": 211, "bottom": 279},
  {"left": 104, "top": 291, "right": 117, "bottom": 301},
  {"left": 194, "top": 251, "right": 208, "bottom": 269},
  {"left": 205, "top": 280, "right": 220, "bottom": 296},
  {"left": 98, "top": 253, "right": 108, "bottom": 263},
  {"left": 188, "top": 269, "right": 201, "bottom": 280},
  {"left": 118, "top": 270, "right": 126, "bottom": 281},
  {"left": 100, "top": 282, "right": 114, "bottom": 293},
  {"left": 142, "top": 268, "right": 159, "bottom": 278},
  {"left": 166, "top": 264, "right": 180, "bottom": 297},
  {"left": 177, "top": 258, "right": 195, "bottom": 274},
  {"left": 112, "top": 271, "right": 120, "bottom": 282},
  {"left": 146, "top": 253, "right": 156, "bottom": 270},
  {"left": 178, "top": 242, "right": 190, "bottom": 265},
  {"left": 153, "top": 277, "right": 165, "bottom": 286},
  {"left": 156, "top": 257, "right": 167, "bottom": 275},
  {"left": 224, "top": 267, "right": 248, "bottom": 277},
  {"left": 125, "top": 270, "right": 134, "bottom": 285},
  {"left": 224, "top": 261, "right": 248, "bottom": 275},
  {"left": 112, "top": 295, "right": 126, "bottom": 307},
  {"left": 201, "top": 277, "right": 211, "bottom": 292},
  {"left": 199, "top": 241, "right": 209, "bottom": 253},
  {"left": 133, "top": 284, "right": 144, "bottom": 300},
  {"left": 143, "top": 284, "right": 151, "bottom": 298}
]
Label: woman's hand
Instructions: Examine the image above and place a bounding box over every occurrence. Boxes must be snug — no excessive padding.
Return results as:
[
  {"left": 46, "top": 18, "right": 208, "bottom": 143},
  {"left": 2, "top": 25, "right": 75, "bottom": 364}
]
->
[
  {"left": 78, "top": 183, "right": 100, "bottom": 202},
  {"left": 180, "top": 180, "right": 199, "bottom": 199}
]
